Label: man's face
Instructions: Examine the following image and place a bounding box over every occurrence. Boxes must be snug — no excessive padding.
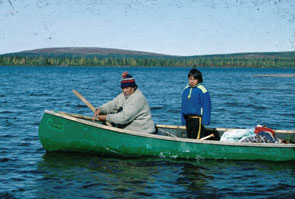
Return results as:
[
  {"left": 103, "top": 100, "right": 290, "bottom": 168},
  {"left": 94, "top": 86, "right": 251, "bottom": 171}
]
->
[{"left": 122, "top": 87, "right": 136, "bottom": 97}]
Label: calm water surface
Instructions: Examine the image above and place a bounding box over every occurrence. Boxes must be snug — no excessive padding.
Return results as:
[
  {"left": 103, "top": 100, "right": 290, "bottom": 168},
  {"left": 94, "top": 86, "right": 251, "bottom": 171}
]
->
[{"left": 0, "top": 66, "right": 295, "bottom": 198}]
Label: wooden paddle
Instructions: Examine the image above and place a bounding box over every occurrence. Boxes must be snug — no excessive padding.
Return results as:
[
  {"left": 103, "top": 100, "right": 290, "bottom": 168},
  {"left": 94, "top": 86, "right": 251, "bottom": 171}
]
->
[
  {"left": 72, "top": 90, "right": 96, "bottom": 112},
  {"left": 72, "top": 89, "right": 112, "bottom": 127}
]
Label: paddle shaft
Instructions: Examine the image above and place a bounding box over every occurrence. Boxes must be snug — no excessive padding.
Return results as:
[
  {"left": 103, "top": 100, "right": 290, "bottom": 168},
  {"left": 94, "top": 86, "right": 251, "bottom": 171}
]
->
[
  {"left": 72, "top": 90, "right": 112, "bottom": 127},
  {"left": 72, "top": 90, "right": 96, "bottom": 112},
  {"left": 199, "top": 134, "right": 214, "bottom": 140}
]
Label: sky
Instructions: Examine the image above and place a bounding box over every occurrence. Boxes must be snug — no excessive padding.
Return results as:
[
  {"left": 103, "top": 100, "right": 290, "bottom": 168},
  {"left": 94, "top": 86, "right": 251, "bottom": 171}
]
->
[{"left": 0, "top": 0, "right": 295, "bottom": 56}]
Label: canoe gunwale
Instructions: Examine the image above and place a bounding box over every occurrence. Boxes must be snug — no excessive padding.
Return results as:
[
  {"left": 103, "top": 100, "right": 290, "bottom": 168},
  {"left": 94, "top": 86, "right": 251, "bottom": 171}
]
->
[
  {"left": 44, "top": 110, "right": 295, "bottom": 149},
  {"left": 156, "top": 124, "right": 295, "bottom": 134}
]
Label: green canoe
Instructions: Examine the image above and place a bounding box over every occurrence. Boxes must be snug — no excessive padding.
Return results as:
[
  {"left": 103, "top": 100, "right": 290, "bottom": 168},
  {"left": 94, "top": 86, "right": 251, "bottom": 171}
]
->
[{"left": 38, "top": 110, "right": 295, "bottom": 162}]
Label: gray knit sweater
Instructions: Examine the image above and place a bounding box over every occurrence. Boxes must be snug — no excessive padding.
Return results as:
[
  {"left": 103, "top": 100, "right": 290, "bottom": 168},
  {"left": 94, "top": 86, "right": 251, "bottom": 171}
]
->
[{"left": 98, "top": 89, "right": 156, "bottom": 134}]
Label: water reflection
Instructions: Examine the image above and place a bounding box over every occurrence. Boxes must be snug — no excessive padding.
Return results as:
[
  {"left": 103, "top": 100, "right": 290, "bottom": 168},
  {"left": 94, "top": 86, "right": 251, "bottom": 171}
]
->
[
  {"left": 36, "top": 152, "right": 295, "bottom": 198},
  {"left": 176, "top": 163, "right": 210, "bottom": 193},
  {"left": 37, "top": 152, "right": 161, "bottom": 198},
  {"left": 36, "top": 153, "right": 210, "bottom": 198}
]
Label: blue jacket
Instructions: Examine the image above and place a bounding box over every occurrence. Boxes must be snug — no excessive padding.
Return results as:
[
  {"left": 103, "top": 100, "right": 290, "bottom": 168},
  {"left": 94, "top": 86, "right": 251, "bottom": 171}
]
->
[{"left": 181, "top": 84, "right": 211, "bottom": 126}]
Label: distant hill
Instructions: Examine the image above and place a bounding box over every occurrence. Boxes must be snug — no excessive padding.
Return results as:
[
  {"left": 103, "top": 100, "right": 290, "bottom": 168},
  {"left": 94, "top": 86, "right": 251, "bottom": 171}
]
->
[
  {"left": 3, "top": 47, "right": 295, "bottom": 58},
  {"left": 7, "top": 47, "right": 174, "bottom": 58},
  {"left": 0, "top": 47, "right": 295, "bottom": 67}
]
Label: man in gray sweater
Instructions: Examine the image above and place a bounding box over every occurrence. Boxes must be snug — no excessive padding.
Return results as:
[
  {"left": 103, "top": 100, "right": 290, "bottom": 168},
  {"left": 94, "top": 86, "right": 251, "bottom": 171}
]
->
[{"left": 92, "top": 72, "right": 156, "bottom": 134}]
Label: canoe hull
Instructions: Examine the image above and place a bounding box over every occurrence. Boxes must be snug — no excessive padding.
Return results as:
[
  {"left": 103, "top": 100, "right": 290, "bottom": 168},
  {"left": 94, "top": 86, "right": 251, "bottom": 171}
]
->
[{"left": 38, "top": 111, "right": 295, "bottom": 161}]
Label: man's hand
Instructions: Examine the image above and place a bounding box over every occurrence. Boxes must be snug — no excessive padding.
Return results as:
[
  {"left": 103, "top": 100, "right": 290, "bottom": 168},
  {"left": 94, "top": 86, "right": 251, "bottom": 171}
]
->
[{"left": 92, "top": 109, "right": 100, "bottom": 121}]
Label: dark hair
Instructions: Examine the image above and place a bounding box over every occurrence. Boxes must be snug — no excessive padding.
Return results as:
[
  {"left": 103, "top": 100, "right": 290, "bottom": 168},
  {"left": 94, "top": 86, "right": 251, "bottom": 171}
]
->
[{"left": 188, "top": 68, "right": 203, "bottom": 83}]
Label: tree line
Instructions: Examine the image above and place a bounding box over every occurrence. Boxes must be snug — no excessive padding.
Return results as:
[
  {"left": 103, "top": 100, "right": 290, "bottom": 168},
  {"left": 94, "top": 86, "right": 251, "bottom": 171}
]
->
[{"left": 0, "top": 54, "right": 294, "bottom": 68}]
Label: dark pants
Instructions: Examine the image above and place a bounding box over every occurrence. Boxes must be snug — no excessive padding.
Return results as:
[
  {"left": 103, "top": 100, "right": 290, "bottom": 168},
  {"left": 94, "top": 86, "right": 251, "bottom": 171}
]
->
[{"left": 185, "top": 116, "right": 206, "bottom": 139}]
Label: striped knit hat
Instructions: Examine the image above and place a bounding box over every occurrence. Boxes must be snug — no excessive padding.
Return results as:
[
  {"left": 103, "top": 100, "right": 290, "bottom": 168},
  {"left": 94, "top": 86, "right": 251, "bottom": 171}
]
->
[{"left": 121, "top": 72, "right": 137, "bottom": 88}]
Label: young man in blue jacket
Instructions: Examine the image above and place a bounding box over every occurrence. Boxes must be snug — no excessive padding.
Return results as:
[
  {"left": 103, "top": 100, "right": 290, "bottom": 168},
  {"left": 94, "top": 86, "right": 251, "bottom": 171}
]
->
[{"left": 181, "top": 68, "right": 211, "bottom": 139}]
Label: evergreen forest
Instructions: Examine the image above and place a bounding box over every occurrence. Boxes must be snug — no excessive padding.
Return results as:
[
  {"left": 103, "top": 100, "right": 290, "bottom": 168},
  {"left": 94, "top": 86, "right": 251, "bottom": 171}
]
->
[{"left": 1, "top": 48, "right": 294, "bottom": 68}]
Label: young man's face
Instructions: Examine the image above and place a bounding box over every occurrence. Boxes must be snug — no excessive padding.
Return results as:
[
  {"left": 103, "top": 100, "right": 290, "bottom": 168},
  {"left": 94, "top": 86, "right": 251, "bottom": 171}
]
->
[
  {"left": 122, "top": 87, "right": 136, "bottom": 97},
  {"left": 189, "top": 76, "right": 199, "bottom": 87}
]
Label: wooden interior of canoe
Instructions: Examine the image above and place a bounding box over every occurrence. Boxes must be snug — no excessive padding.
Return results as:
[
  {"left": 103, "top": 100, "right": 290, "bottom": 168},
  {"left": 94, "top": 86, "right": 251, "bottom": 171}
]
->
[{"left": 59, "top": 112, "right": 295, "bottom": 142}]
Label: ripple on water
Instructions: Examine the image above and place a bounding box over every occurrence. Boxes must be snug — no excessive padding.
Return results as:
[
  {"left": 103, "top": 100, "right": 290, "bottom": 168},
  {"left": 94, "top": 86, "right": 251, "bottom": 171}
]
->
[
  {"left": 0, "top": 158, "right": 13, "bottom": 163},
  {"left": 0, "top": 192, "right": 17, "bottom": 199},
  {"left": 0, "top": 110, "right": 14, "bottom": 114}
]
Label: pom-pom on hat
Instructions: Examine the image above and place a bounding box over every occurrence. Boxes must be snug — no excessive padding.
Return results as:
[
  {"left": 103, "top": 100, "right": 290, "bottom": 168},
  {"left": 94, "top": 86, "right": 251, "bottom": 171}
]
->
[{"left": 121, "top": 72, "right": 137, "bottom": 88}]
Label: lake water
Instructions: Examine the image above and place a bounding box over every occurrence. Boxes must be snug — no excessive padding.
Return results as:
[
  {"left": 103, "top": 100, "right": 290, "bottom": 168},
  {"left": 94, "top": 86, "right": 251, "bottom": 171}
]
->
[{"left": 0, "top": 66, "right": 295, "bottom": 198}]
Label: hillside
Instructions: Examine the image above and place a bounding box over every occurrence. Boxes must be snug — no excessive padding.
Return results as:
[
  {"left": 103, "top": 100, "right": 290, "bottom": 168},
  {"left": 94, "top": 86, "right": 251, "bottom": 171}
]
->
[
  {"left": 4, "top": 47, "right": 295, "bottom": 58},
  {"left": 8, "top": 47, "right": 173, "bottom": 57}
]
